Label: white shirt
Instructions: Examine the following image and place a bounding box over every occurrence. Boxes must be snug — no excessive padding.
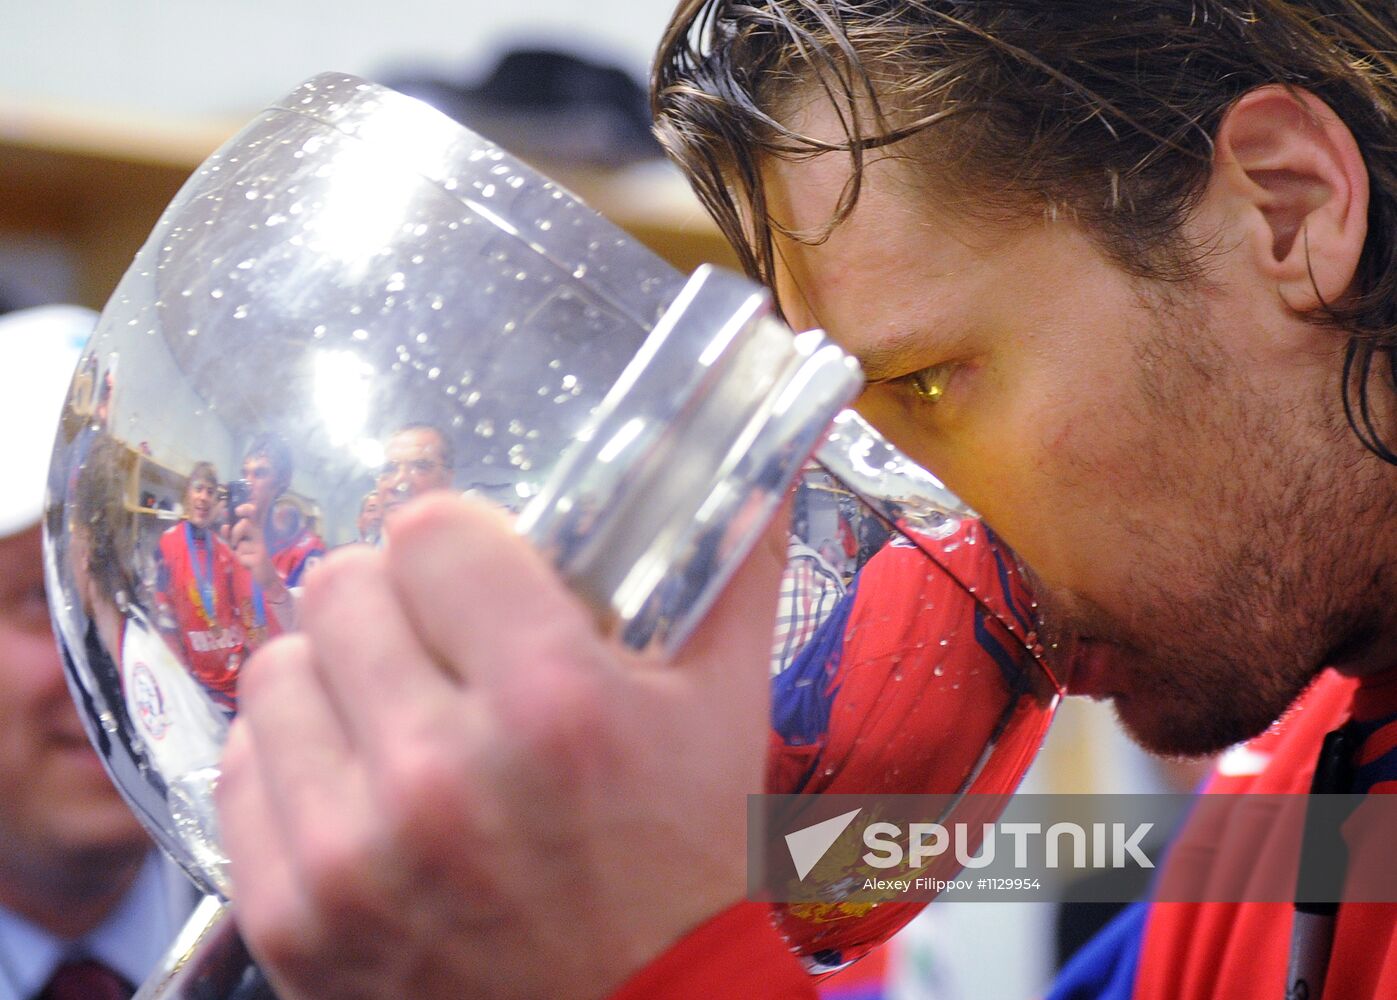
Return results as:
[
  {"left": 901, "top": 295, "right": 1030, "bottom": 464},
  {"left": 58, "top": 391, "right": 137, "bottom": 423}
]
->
[
  {"left": 121, "top": 611, "right": 229, "bottom": 786},
  {"left": 0, "top": 853, "right": 196, "bottom": 1000}
]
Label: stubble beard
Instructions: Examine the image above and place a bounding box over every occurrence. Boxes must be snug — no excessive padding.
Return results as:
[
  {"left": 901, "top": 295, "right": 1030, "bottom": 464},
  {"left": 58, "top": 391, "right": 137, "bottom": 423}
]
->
[{"left": 1059, "top": 285, "right": 1397, "bottom": 758}]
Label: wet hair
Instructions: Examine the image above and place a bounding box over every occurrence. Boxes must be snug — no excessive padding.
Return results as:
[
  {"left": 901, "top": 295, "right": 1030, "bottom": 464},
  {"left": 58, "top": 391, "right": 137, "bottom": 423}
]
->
[
  {"left": 242, "top": 432, "right": 293, "bottom": 493},
  {"left": 653, "top": 0, "right": 1397, "bottom": 461}
]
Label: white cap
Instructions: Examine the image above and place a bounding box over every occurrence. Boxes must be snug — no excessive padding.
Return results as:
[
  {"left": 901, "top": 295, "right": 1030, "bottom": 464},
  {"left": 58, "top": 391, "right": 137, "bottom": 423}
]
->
[{"left": 0, "top": 305, "right": 96, "bottom": 538}]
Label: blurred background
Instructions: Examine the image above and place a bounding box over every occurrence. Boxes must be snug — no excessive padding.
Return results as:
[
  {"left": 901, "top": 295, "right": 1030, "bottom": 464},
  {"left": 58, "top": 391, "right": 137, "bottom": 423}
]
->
[
  {"left": 0, "top": 0, "right": 737, "bottom": 314},
  {"left": 0, "top": 5, "right": 1204, "bottom": 998}
]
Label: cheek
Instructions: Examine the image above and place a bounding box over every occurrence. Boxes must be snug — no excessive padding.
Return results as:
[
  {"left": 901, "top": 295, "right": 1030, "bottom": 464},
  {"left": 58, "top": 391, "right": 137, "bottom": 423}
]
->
[
  {"left": 857, "top": 373, "right": 1134, "bottom": 594},
  {"left": 0, "top": 636, "right": 57, "bottom": 755}
]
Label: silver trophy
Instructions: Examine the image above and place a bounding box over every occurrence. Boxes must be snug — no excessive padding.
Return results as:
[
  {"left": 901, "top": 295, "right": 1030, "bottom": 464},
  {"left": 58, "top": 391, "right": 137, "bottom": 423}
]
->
[{"left": 43, "top": 74, "right": 1061, "bottom": 996}]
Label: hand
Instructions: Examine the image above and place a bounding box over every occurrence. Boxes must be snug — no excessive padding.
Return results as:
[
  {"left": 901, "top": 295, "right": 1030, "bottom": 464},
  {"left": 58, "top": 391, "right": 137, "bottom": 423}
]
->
[
  {"left": 216, "top": 493, "right": 784, "bottom": 1000},
  {"left": 229, "top": 503, "right": 292, "bottom": 622},
  {"left": 229, "top": 503, "right": 271, "bottom": 581}
]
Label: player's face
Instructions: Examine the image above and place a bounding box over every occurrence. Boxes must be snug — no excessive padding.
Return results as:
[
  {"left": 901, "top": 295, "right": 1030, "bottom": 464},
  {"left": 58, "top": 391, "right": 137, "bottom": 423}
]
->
[
  {"left": 241, "top": 455, "right": 279, "bottom": 514},
  {"left": 762, "top": 104, "right": 1388, "bottom": 756},
  {"left": 377, "top": 429, "right": 453, "bottom": 520},
  {"left": 184, "top": 477, "right": 218, "bottom": 529},
  {"left": 0, "top": 526, "right": 146, "bottom": 887}
]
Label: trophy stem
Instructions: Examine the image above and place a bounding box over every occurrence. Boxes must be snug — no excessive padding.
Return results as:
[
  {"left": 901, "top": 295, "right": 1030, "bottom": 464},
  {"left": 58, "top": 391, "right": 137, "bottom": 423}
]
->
[{"left": 135, "top": 896, "right": 278, "bottom": 1000}]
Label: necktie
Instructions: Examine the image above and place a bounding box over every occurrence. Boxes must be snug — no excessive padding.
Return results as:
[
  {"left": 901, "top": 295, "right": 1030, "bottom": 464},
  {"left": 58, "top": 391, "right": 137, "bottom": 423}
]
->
[{"left": 36, "top": 958, "right": 134, "bottom": 1000}]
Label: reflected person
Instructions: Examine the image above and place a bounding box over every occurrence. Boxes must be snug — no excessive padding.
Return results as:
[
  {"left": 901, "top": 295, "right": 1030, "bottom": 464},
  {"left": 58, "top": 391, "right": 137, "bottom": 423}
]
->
[
  {"left": 72, "top": 439, "right": 231, "bottom": 805},
  {"left": 154, "top": 462, "right": 263, "bottom": 713},
  {"left": 236, "top": 433, "right": 325, "bottom": 590},
  {"left": 376, "top": 423, "right": 455, "bottom": 532}
]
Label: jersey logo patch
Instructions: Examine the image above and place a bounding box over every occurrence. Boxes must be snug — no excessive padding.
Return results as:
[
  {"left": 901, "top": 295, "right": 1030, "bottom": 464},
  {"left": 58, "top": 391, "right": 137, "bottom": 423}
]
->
[{"left": 132, "top": 660, "right": 170, "bottom": 740}]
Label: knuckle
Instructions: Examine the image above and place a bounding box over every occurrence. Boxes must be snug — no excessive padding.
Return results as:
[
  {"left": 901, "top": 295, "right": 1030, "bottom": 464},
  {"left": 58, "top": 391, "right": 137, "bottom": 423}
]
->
[
  {"left": 379, "top": 741, "right": 472, "bottom": 838},
  {"left": 297, "top": 544, "right": 384, "bottom": 620},
  {"left": 237, "top": 634, "right": 309, "bottom": 704},
  {"left": 381, "top": 493, "right": 467, "bottom": 551},
  {"left": 372, "top": 740, "right": 503, "bottom": 894},
  {"left": 299, "top": 828, "right": 386, "bottom": 917},
  {"left": 502, "top": 660, "right": 613, "bottom": 770}
]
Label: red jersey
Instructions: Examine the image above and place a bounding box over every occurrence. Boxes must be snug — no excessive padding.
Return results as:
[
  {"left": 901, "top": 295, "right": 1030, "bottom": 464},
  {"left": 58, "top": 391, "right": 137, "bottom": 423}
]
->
[
  {"left": 611, "top": 668, "right": 1397, "bottom": 999},
  {"left": 155, "top": 522, "right": 270, "bottom": 709},
  {"left": 269, "top": 525, "right": 326, "bottom": 588},
  {"left": 1132, "top": 668, "right": 1397, "bottom": 1000}
]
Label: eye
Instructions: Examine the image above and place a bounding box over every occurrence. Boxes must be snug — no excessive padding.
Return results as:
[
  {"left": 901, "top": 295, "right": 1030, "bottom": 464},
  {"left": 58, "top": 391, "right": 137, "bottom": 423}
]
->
[{"left": 905, "top": 363, "right": 955, "bottom": 404}]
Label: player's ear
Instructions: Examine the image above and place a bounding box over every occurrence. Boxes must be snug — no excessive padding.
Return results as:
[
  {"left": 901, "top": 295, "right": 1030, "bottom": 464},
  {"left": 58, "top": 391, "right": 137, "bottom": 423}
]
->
[{"left": 1209, "top": 84, "right": 1368, "bottom": 313}]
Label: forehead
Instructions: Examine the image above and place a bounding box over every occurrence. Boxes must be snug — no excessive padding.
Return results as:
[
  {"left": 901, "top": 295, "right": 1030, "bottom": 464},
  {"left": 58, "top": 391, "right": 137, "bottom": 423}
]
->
[
  {"left": 761, "top": 144, "right": 998, "bottom": 378},
  {"left": 387, "top": 428, "right": 444, "bottom": 458}
]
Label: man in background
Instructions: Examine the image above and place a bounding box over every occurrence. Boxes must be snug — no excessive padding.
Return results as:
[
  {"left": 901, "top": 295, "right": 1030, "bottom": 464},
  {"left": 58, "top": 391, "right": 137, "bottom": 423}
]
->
[
  {"left": 375, "top": 422, "right": 455, "bottom": 530},
  {"left": 0, "top": 306, "right": 193, "bottom": 1000}
]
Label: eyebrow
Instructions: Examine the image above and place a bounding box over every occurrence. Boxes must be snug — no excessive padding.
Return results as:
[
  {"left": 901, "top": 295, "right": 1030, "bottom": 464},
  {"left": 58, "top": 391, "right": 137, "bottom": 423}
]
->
[
  {"left": 852, "top": 331, "right": 932, "bottom": 384},
  {"left": 775, "top": 241, "right": 948, "bottom": 384}
]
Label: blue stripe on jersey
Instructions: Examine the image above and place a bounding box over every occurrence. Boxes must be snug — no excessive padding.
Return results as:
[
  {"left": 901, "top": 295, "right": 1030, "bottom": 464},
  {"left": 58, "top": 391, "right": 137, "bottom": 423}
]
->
[
  {"left": 771, "top": 577, "right": 860, "bottom": 747},
  {"left": 1348, "top": 713, "right": 1397, "bottom": 794},
  {"left": 983, "top": 523, "right": 1035, "bottom": 636},
  {"left": 973, "top": 602, "right": 1030, "bottom": 696},
  {"left": 282, "top": 546, "right": 326, "bottom": 589},
  {"left": 1046, "top": 900, "right": 1148, "bottom": 1000}
]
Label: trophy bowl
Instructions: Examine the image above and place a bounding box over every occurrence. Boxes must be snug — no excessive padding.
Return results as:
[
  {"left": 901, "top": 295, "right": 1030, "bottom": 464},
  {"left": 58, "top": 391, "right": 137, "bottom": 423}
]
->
[{"left": 43, "top": 74, "right": 1060, "bottom": 992}]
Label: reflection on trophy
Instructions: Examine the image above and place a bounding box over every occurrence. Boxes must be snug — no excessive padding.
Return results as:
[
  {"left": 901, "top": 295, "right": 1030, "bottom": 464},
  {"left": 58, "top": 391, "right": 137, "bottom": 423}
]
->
[{"left": 43, "top": 75, "right": 1060, "bottom": 998}]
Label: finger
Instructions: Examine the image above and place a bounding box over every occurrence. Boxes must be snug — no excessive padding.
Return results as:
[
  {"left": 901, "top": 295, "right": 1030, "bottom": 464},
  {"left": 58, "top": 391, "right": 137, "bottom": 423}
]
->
[
  {"left": 222, "top": 636, "right": 455, "bottom": 1000},
  {"left": 383, "top": 493, "right": 606, "bottom": 690},
  {"left": 294, "top": 541, "right": 458, "bottom": 753},
  {"left": 217, "top": 715, "right": 311, "bottom": 959},
  {"left": 229, "top": 513, "right": 252, "bottom": 549},
  {"left": 232, "top": 634, "right": 366, "bottom": 858}
]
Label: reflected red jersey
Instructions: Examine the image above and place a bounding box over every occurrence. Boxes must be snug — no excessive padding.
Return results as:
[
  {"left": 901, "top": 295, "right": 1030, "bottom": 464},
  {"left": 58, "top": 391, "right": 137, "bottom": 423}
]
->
[
  {"left": 270, "top": 525, "right": 326, "bottom": 588},
  {"left": 768, "top": 519, "right": 1040, "bottom": 798},
  {"left": 155, "top": 523, "right": 263, "bottom": 709}
]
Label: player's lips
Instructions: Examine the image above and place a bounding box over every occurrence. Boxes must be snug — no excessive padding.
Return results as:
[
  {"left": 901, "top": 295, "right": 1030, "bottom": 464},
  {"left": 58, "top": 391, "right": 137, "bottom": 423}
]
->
[{"left": 1063, "top": 637, "right": 1122, "bottom": 700}]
